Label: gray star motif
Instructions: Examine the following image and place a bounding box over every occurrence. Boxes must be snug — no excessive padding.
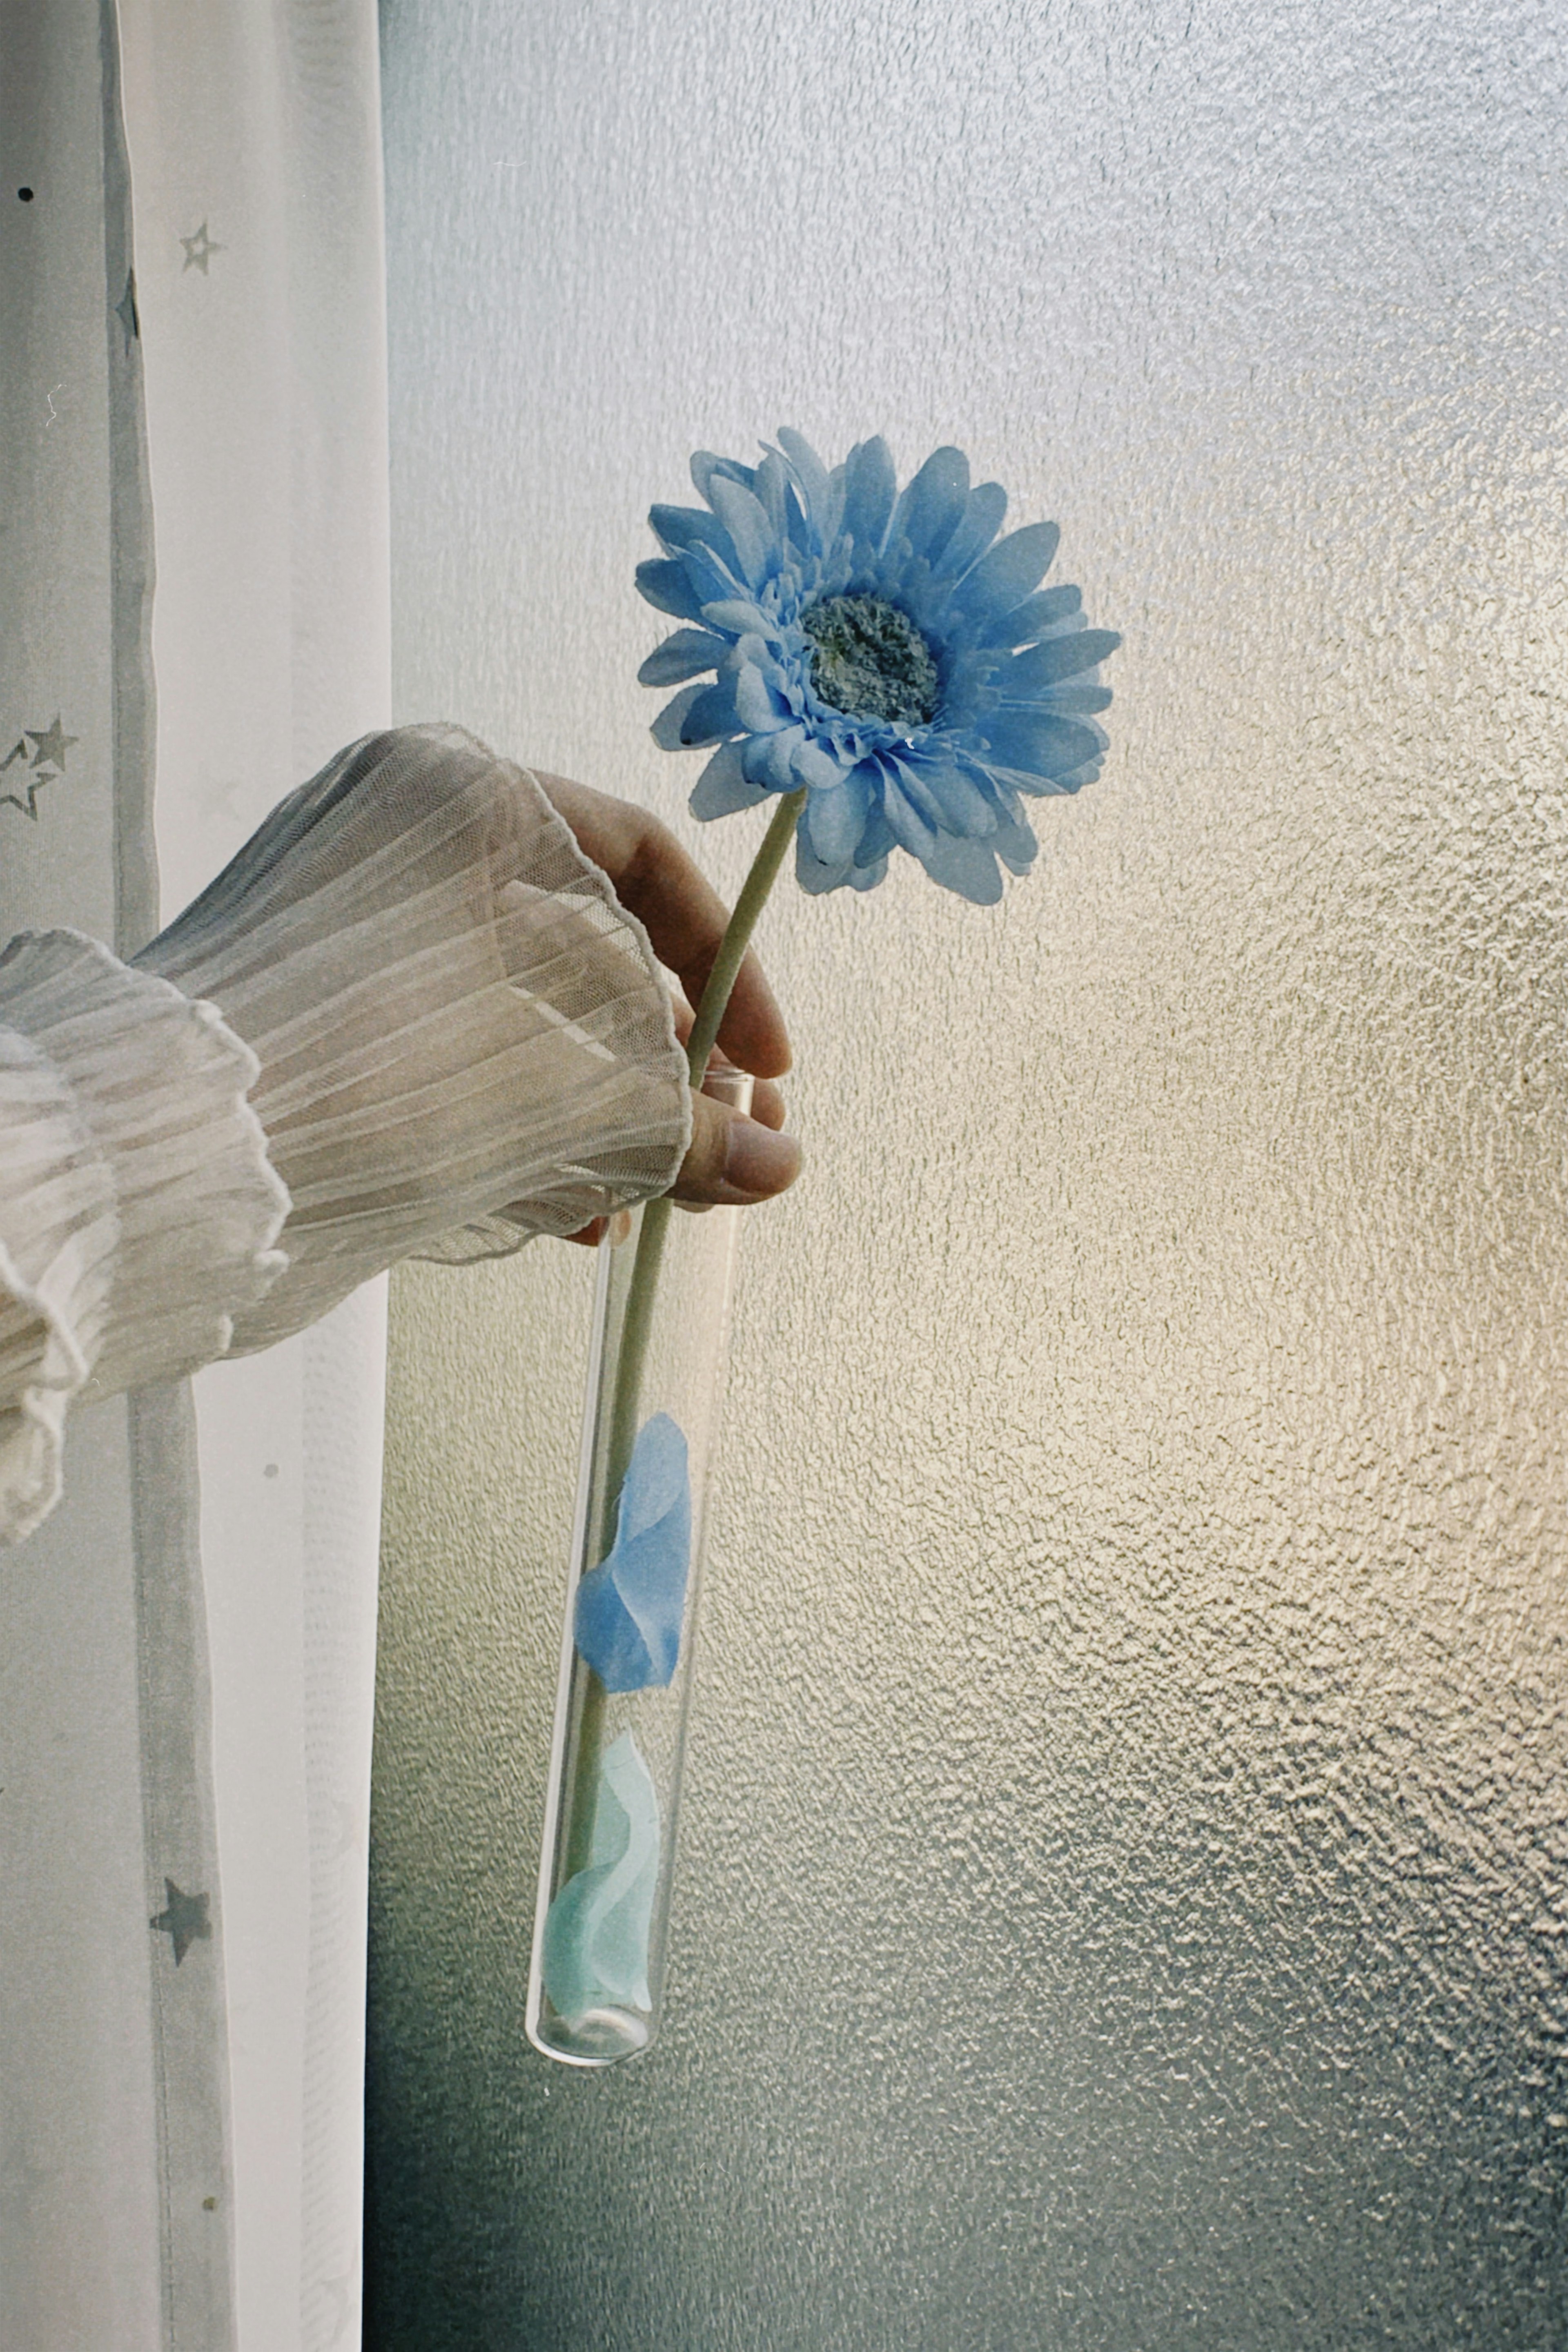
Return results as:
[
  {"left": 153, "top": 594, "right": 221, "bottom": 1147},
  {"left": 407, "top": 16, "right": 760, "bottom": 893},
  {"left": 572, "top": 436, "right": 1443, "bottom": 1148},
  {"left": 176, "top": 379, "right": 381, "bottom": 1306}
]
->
[
  {"left": 27, "top": 715, "right": 78, "bottom": 772},
  {"left": 0, "top": 739, "right": 42, "bottom": 818},
  {"left": 150, "top": 1878, "right": 212, "bottom": 1965},
  {"left": 180, "top": 220, "right": 223, "bottom": 274},
  {"left": 0, "top": 717, "right": 77, "bottom": 820}
]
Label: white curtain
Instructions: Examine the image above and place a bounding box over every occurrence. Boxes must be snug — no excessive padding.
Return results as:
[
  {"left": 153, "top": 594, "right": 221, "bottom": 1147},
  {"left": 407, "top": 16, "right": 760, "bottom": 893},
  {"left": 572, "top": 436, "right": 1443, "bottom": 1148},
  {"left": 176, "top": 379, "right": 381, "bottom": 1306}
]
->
[{"left": 0, "top": 3, "right": 389, "bottom": 2345}]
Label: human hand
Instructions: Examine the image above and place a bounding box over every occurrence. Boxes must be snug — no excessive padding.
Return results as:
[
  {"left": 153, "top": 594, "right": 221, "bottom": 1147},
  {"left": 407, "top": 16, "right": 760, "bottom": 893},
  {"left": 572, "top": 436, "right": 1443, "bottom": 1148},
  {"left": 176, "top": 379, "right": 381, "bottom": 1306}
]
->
[{"left": 532, "top": 773, "right": 803, "bottom": 1238}]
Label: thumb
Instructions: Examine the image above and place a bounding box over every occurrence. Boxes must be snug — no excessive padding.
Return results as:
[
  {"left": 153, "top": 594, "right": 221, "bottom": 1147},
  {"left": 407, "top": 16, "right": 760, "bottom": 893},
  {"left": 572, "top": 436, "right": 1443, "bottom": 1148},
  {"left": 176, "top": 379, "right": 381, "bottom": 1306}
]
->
[{"left": 671, "top": 1090, "right": 803, "bottom": 1207}]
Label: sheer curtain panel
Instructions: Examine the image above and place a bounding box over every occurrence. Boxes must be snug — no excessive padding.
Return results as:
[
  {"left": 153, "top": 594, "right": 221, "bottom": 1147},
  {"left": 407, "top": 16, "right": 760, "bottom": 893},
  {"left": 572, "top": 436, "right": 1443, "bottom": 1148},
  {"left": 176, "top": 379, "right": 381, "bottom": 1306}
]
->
[{"left": 0, "top": 2, "right": 389, "bottom": 2345}]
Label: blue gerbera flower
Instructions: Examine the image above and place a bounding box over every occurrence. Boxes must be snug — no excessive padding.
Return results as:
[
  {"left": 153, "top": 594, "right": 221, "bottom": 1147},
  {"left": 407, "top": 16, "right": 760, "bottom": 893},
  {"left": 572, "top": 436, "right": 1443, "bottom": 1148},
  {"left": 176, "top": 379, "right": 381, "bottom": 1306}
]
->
[{"left": 637, "top": 430, "right": 1120, "bottom": 904}]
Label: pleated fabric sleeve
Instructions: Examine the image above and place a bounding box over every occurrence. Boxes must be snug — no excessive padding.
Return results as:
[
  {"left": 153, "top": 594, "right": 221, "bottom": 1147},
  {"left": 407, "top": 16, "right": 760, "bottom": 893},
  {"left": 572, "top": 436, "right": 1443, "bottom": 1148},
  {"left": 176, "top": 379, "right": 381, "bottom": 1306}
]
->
[
  {"left": 0, "top": 726, "right": 693, "bottom": 1542},
  {"left": 0, "top": 932, "right": 288, "bottom": 1543},
  {"left": 136, "top": 725, "right": 693, "bottom": 1352}
]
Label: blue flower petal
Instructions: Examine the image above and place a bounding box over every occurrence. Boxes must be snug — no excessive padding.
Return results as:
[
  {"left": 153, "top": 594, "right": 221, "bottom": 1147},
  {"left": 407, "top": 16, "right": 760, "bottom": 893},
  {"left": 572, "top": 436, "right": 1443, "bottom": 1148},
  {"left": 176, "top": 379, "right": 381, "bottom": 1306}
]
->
[
  {"left": 795, "top": 825, "right": 888, "bottom": 895},
  {"left": 753, "top": 448, "right": 789, "bottom": 546},
  {"left": 919, "top": 833, "right": 1006, "bottom": 903},
  {"left": 636, "top": 558, "right": 708, "bottom": 622},
  {"left": 728, "top": 631, "right": 786, "bottom": 686},
  {"left": 791, "top": 735, "right": 851, "bottom": 791},
  {"left": 637, "top": 628, "right": 724, "bottom": 686},
  {"left": 953, "top": 521, "right": 1062, "bottom": 620},
  {"left": 650, "top": 684, "right": 709, "bottom": 750},
  {"left": 701, "top": 597, "right": 774, "bottom": 638},
  {"left": 882, "top": 776, "right": 940, "bottom": 857},
  {"left": 691, "top": 740, "right": 769, "bottom": 819},
  {"left": 982, "top": 709, "right": 1106, "bottom": 781},
  {"left": 541, "top": 1731, "right": 661, "bottom": 2019},
  {"left": 840, "top": 436, "right": 898, "bottom": 556},
  {"left": 574, "top": 1413, "right": 691, "bottom": 1692},
  {"left": 743, "top": 723, "right": 808, "bottom": 790},
  {"left": 886, "top": 552, "right": 942, "bottom": 633},
  {"left": 692, "top": 450, "right": 757, "bottom": 501},
  {"left": 795, "top": 837, "right": 851, "bottom": 893},
  {"left": 707, "top": 475, "right": 777, "bottom": 592},
  {"left": 889, "top": 445, "right": 970, "bottom": 562},
  {"left": 934, "top": 481, "right": 1009, "bottom": 581},
  {"left": 734, "top": 661, "right": 789, "bottom": 733},
  {"left": 997, "top": 627, "right": 1122, "bottom": 691},
  {"left": 678, "top": 539, "right": 751, "bottom": 610},
  {"left": 855, "top": 797, "right": 897, "bottom": 867},
  {"left": 993, "top": 814, "right": 1040, "bottom": 873},
  {"left": 902, "top": 753, "right": 998, "bottom": 835},
  {"left": 775, "top": 428, "right": 833, "bottom": 541},
  {"left": 886, "top": 756, "right": 951, "bottom": 835},
  {"left": 1007, "top": 754, "right": 1104, "bottom": 797},
  {"left": 806, "top": 768, "right": 875, "bottom": 862},
  {"left": 1040, "top": 683, "right": 1113, "bottom": 715},
  {"left": 976, "top": 583, "right": 1082, "bottom": 649},
  {"left": 649, "top": 503, "right": 728, "bottom": 558},
  {"left": 677, "top": 677, "right": 739, "bottom": 746}
]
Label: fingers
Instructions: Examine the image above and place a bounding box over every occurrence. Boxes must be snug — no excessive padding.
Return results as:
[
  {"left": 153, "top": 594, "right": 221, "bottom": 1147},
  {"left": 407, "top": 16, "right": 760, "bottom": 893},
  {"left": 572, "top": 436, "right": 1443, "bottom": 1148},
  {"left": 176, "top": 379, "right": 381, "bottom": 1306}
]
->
[
  {"left": 528, "top": 769, "right": 801, "bottom": 1235},
  {"left": 532, "top": 771, "right": 793, "bottom": 1079},
  {"left": 561, "top": 1211, "right": 630, "bottom": 1248},
  {"left": 668, "top": 1003, "right": 787, "bottom": 1131},
  {"left": 559, "top": 1094, "right": 800, "bottom": 1244},
  {"left": 670, "top": 1090, "right": 803, "bottom": 1207},
  {"left": 748, "top": 1076, "right": 786, "bottom": 1130}
]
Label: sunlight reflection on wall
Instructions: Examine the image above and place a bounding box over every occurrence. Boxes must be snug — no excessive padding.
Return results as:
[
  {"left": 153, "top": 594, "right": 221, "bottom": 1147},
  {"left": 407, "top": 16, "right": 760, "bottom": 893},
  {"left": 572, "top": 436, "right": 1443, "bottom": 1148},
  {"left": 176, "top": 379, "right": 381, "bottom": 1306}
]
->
[{"left": 369, "top": 0, "right": 1568, "bottom": 2342}]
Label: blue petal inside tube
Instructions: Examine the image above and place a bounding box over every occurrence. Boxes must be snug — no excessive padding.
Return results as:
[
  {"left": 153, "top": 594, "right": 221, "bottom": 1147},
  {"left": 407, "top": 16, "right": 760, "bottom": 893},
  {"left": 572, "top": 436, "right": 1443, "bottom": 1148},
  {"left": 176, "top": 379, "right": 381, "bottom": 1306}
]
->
[
  {"left": 574, "top": 1412, "right": 691, "bottom": 1691},
  {"left": 541, "top": 1731, "right": 662, "bottom": 2018}
]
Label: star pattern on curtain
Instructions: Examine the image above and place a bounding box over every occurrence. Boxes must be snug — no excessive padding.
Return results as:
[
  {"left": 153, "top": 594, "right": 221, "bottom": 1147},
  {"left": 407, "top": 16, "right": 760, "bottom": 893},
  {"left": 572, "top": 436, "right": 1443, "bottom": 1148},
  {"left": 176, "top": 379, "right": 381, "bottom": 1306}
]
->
[
  {"left": 150, "top": 1878, "right": 212, "bottom": 1966},
  {"left": 180, "top": 219, "right": 223, "bottom": 274},
  {"left": 0, "top": 716, "right": 80, "bottom": 821}
]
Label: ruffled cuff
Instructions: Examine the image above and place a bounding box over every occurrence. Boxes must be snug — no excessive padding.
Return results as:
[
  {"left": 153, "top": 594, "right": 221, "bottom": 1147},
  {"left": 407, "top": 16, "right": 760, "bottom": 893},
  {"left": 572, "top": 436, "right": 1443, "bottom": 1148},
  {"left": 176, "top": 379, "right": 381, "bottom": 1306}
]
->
[
  {"left": 0, "top": 932, "right": 289, "bottom": 1541},
  {"left": 137, "top": 726, "right": 693, "bottom": 1353}
]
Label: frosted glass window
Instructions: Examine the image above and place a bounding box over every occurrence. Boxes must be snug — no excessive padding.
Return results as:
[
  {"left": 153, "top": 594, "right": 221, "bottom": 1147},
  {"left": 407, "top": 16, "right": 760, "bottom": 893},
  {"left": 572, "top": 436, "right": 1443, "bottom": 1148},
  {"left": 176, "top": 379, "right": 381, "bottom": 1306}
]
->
[{"left": 368, "top": 1, "right": 1568, "bottom": 2342}]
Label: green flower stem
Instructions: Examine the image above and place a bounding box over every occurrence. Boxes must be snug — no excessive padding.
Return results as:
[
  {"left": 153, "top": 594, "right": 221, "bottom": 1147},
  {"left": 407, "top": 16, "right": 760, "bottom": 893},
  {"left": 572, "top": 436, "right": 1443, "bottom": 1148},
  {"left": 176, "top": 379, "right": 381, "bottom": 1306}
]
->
[
  {"left": 564, "top": 786, "right": 806, "bottom": 1889},
  {"left": 606, "top": 783, "right": 807, "bottom": 1502},
  {"left": 682, "top": 784, "right": 809, "bottom": 1089}
]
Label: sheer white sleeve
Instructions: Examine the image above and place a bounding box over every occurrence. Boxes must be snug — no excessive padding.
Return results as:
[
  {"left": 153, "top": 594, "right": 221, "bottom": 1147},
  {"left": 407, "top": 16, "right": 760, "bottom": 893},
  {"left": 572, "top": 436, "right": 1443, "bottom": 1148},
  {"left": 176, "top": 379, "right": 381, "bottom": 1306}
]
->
[
  {"left": 0, "top": 725, "right": 693, "bottom": 1541},
  {"left": 0, "top": 933, "right": 288, "bottom": 1544},
  {"left": 136, "top": 724, "right": 693, "bottom": 1353}
]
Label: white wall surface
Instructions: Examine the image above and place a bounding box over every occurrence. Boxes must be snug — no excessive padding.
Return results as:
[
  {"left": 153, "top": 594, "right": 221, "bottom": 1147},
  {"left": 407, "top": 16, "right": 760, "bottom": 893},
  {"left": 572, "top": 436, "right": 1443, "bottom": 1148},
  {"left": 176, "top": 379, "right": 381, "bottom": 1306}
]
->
[{"left": 370, "top": 1, "right": 1568, "bottom": 2344}]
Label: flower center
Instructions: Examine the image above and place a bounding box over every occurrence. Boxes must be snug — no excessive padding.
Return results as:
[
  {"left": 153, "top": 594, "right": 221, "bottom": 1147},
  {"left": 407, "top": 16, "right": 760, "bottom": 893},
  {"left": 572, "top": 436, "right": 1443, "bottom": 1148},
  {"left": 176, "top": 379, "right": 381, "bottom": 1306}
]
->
[{"left": 801, "top": 595, "right": 940, "bottom": 730}]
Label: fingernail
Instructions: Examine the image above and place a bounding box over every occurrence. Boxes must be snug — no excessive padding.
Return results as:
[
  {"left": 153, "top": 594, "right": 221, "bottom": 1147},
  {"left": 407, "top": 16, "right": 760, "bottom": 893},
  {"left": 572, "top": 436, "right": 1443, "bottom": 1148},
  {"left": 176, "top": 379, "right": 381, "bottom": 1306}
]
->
[{"left": 722, "top": 1118, "right": 802, "bottom": 1198}]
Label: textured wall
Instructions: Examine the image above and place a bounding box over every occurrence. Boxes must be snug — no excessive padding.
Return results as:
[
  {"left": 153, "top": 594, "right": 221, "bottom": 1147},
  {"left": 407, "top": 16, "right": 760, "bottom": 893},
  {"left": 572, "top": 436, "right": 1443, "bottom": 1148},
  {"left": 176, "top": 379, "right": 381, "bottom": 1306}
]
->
[{"left": 368, "top": 0, "right": 1568, "bottom": 2342}]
